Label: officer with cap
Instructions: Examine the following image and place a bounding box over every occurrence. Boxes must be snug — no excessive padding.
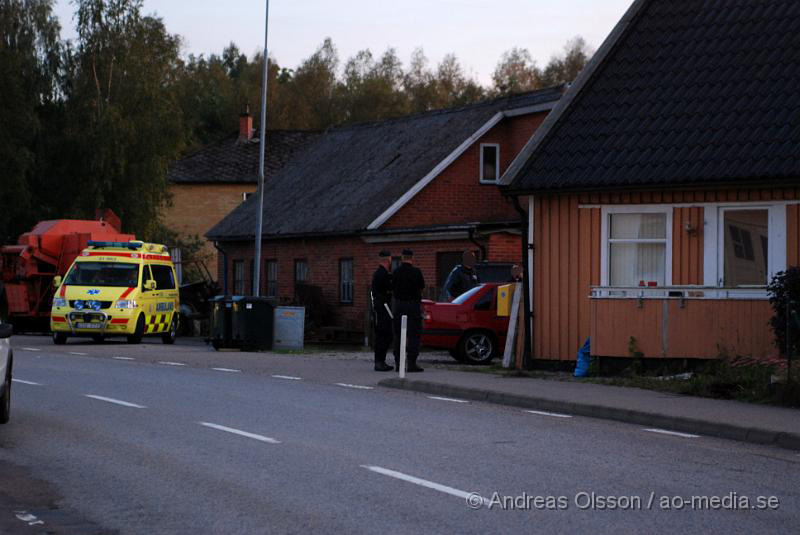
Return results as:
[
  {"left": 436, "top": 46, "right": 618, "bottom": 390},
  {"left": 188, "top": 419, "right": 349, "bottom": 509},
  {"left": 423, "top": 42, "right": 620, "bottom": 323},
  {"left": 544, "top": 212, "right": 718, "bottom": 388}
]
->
[
  {"left": 392, "top": 249, "right": 425, "bottom": 373},
  {"left": 371, "top": 250, "right": 394, "bottom": 372}
]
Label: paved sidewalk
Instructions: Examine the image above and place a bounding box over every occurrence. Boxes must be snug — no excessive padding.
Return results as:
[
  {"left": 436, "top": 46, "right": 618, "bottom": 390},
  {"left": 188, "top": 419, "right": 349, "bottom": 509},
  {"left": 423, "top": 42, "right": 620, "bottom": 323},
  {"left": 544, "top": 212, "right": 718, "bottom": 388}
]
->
[{"left": 379, "top": 370, "right": 800, "bottom": 451}]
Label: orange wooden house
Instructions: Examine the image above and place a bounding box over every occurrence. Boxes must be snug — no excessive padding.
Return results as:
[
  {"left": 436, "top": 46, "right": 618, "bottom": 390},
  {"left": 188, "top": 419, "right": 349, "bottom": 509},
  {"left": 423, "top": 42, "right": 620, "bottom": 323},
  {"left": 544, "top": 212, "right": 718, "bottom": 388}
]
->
[{"left": 501, "top": 0, "right": 800, "bottom": 362}]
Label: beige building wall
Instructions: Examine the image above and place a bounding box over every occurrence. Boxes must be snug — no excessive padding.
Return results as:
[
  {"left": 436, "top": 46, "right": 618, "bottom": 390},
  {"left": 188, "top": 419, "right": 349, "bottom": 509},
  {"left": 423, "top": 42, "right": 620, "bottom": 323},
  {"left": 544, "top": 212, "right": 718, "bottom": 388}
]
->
[{"left": 164, "top": 183, "right": 256, "bottom": 281}]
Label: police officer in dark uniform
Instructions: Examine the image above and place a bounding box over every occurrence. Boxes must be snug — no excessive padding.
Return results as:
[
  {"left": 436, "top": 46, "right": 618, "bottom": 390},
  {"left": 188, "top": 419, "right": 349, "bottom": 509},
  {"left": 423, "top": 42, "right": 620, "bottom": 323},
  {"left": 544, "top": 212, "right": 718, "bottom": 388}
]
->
[
  {"left": 444, "top": 251, "right": 480, "bottom": 300},
  {"left": 392, "top": 249, "right": 425, "bottom": 373},
  {"left": 371, "top": 251, "right": 394, "bottom": 372}
]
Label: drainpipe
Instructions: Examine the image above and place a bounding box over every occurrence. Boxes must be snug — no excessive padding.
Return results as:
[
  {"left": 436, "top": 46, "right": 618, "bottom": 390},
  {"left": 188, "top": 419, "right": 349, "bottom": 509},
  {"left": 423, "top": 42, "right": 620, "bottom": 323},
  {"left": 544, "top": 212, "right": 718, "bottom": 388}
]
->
[
  {"left": 213, "top": 241, "right": 228, "bottom": 295},
  {"left": 467, "top": 227, "right": 487, "bottom": 261},
  {"left": 511, "top": 196, "right": 533, "bottom": 370}
]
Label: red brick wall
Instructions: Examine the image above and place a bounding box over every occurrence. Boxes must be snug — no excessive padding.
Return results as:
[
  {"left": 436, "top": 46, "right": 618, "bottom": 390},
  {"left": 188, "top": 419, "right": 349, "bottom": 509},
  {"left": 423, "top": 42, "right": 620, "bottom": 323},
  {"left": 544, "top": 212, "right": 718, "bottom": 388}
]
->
[
  {"left": 218, "top": 233, "right": 521, "bottom": 328},
  {"left": 383, "top": 113, "right": 546, "bottom": 229},
  {"left": 487, "top": 232, "right": 523, "bottom": 263}
]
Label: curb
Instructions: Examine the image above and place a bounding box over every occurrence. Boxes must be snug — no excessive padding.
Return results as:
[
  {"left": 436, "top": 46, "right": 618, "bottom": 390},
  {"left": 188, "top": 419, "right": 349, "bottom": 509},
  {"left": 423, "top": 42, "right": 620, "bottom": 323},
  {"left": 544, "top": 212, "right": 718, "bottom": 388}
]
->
[{"left": 378, "top": 378, "right": 800, "bottom": 452}]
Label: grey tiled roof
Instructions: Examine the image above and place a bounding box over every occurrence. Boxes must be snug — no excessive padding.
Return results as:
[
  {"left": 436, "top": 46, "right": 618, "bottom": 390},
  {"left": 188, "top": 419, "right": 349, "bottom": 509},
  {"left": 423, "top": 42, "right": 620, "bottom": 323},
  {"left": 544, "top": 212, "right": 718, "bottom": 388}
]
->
[
  {"left": 207, "top": 87, "right": 563, "bottom": 240},
  {"left": 508, "top": 0, "right": 800, "bottom": 192},
  {"left": 168, "top": 130, "right": 321, "bottom": 184}
]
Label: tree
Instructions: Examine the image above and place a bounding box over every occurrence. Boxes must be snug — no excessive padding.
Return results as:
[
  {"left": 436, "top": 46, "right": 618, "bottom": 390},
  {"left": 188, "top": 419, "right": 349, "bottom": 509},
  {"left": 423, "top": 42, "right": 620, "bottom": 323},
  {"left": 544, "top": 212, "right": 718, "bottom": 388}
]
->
[
  {"left": 60, "top": 0, "right": 186, "bottom": 238},
  {"left": 403, "top": 48, "right": 437, "bottom": 113},
  {"left": 434, "top": 53, "right": 484, "bottom": 107},
  {"left": 340, "top": 47, "right": 407, "bottom": 123},
  {"left": 280, "top": 37, "right": 340, "bottom": 129},
  {"left": 0, "top": 0, "right": 62, "bottom": 241},
  {"left": 491, "top": 47, "right": 540, "bottom": 94},
  {"left": 539, "top": 36, "right": 593, "bottom": 87}
]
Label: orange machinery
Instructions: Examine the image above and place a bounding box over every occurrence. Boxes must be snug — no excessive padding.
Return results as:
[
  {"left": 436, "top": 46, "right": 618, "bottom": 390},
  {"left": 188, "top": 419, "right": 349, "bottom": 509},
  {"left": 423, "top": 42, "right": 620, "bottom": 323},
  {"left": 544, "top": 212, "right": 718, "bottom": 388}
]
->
[{"left": 0, "top": 210, "right": 134, "bottom": 331}]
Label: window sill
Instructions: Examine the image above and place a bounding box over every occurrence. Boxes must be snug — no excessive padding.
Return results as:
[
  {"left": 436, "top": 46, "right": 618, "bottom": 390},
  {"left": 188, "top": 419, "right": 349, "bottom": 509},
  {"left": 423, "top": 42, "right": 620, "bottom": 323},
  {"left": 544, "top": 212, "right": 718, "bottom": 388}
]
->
[
  {"left": 590, "top": 286, "right": 768, "bottom": 300},
  {"left": 479, "top": 179, "right": 499, "bottom": 185}
]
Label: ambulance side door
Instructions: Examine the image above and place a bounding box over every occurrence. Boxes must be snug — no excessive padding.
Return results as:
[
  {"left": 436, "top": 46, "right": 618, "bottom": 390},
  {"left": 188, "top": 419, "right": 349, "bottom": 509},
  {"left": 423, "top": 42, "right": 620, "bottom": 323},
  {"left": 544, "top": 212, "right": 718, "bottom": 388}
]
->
[
  {"left": 151, "top": 264, "right": 178, "bottom": 323},
  {"left": 140, "top": 264, "right": 158, "bottom": 324}
]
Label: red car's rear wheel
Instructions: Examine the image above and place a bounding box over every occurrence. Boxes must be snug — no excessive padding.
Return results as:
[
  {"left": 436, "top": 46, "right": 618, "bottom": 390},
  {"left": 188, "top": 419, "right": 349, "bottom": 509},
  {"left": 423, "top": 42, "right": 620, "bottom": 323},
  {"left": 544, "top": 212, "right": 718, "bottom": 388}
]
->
[{"left": 458, "top": 331, "right": 496, "bottom": 365}]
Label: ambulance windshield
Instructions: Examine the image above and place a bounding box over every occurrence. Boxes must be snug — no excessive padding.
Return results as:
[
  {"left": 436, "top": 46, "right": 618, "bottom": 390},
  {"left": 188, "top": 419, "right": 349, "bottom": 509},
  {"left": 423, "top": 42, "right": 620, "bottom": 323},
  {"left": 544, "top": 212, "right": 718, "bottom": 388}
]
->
[{"left": 64, "top": 262, "right": 140, "bottom": 287}]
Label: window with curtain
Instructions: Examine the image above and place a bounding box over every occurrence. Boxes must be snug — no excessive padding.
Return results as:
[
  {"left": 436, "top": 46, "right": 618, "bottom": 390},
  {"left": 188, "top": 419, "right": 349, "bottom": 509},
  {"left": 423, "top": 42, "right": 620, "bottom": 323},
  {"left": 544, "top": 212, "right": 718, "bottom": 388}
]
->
[
  {"left": 294, "top": 259, "right": 308, "bottom": 283},
  {"left": 608, "top": 212, "right": 667, "bottom": 286},
  {"left": 340, "top": 258, "right": 354, "bottom": 304}
]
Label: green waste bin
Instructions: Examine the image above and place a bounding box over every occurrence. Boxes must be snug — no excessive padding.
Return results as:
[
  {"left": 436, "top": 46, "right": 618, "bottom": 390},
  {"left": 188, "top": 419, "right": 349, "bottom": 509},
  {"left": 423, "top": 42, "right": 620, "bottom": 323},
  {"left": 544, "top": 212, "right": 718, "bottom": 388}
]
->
[{"left": 231, "top": 296, "right": 275, "bottom": 351}]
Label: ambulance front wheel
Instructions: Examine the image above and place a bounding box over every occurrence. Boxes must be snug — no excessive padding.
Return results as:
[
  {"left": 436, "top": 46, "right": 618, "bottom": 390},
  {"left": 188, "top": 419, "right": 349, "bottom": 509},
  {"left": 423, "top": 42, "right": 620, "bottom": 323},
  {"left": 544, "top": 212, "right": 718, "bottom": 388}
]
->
[
  {"left": 52, "top": 332, "right": 67, "bottom": 345},
  {"left": 127, "top": 315, "right": 145, "bottom": 344},
  {"left": 162, "top": 316, "right": 177, "bottom": 345}
]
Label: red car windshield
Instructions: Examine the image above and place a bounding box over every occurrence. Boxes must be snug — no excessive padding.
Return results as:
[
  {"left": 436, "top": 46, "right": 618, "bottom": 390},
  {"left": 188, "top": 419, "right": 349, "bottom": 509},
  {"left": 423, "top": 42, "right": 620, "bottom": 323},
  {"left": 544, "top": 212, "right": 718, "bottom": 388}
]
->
[{"left": 451, "top": 285, "right": 483, "bottom": 304}]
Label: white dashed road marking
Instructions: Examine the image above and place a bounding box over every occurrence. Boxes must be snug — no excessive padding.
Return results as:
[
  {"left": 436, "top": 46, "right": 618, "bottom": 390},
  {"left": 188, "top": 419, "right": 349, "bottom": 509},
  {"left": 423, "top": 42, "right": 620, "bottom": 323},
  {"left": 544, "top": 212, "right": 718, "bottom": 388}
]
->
[
  {"left": 362, "top": 466, "right": 489, "bottom": 506},
  {"left": 643, "top": 428, "right": 699, "bottom": 439},
  {"left": 20, "top": 347, "right": 41, "bottom": 352},
  {"left": 158, "top": 361, "right": 186, "bottom": 367},
  {"left": 85, "top": 395, "right": 146, "bottom": 409},
  {"left": 69, "top": 352, "right": 87, "bottom": 356},
  {"left": 212, "top": 367, "right": 241, "bottom": 373},
  {"left": 15, "top": 511, "right": 44, "bottom": 527},
  {"left": 199, "top": 422, "right": 280, "bottom": 444},
  {"left": 526, "top": 410, "right": 573, "bottom": 419},
  {"left": 428, "top": 396, "right": 469, "bottom": 403},
  {"left": 12, "top": 379, "right": 42, "bottom": 386},
  {"left": 272, "top": 375, "right": 301, "bottom": 380},
  {"left": 335, "top": 383, "right": 374, "bottom": 390},
  {"left": 112, "top": 356, "right": 135, "bottom": 361}
]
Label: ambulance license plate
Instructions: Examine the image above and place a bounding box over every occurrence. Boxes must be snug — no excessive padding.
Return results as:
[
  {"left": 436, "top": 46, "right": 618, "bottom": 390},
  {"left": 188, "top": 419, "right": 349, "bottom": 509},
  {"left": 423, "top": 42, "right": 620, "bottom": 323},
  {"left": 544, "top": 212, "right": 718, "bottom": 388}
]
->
[{"left": 76, "top": 323, "right": 102, "bottom": 329}]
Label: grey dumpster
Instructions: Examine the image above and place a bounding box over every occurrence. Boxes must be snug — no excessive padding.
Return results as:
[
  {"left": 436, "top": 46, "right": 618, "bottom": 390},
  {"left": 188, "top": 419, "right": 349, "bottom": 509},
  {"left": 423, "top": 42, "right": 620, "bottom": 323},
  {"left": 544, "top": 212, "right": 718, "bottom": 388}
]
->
[{"left": 272, "top": 306, "right": 305, "bottom": 350}]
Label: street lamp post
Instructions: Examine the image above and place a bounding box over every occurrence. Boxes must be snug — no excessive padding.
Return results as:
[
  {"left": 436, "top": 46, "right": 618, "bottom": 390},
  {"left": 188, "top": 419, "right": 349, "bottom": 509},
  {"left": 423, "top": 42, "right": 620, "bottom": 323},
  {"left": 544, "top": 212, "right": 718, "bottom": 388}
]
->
[{"left": 252, "top": 0, "right": 270, "bottom": 297}]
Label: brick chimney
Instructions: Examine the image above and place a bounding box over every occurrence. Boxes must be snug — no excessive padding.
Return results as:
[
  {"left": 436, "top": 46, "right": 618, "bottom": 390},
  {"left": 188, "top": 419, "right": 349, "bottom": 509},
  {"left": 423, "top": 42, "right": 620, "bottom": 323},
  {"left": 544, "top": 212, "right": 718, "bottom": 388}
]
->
[{"left": 239, "top": 105, "right": 253, "bottom": 142}]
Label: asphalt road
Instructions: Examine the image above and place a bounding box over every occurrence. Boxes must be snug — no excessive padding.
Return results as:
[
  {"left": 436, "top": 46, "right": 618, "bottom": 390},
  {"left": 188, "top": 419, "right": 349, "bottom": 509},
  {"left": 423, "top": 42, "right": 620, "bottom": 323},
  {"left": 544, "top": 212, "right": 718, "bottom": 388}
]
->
[{"left": 1, "top": 337, "right": 798, "bottom": 534}]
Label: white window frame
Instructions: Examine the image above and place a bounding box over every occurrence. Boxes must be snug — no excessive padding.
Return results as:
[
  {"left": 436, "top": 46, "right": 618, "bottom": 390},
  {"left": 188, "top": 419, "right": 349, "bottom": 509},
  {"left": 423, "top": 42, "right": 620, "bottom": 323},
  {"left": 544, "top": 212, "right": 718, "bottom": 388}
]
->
[
  {"left": 587, "top": 200, "right": 791, "bottom": 299},
  {"left": 600, "top": 205, "right": 673, "bottom": 287},
  {"left": 705, "top": 203, "right": 786, "bottom": 291},
  {"left": 479, "top": 143, "right": 501, "bottom": 184}
]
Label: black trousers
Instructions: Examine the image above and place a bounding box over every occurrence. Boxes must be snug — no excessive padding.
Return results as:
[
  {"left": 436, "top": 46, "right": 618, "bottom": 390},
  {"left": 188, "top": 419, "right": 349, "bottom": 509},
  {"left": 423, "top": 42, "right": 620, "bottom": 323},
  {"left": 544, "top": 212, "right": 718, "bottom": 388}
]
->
[
  {"left": 392, "top": 299, "right": 422, "bottom": 364},
  {"left": 373, "top": 303, "right": 393, "bottom": 364}
]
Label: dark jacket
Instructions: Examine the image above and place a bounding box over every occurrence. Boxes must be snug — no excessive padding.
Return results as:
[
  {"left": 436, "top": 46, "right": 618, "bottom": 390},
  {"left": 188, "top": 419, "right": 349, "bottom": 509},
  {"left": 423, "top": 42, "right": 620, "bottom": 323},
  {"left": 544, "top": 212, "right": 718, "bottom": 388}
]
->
[
  {"left": 392, "top": 262, "right": 425, "bottom": 301},
  {"left": 371, "top": 265, "right": 392, "bottom": 305},
  {"left": 444, "top": 265, "right": 479, "bottom": 300}
]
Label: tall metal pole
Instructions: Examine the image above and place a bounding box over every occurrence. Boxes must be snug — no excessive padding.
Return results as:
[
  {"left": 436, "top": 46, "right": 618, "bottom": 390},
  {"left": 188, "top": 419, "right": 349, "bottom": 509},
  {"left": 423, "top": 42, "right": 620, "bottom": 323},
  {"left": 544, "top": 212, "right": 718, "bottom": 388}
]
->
[{"left": 252, "top": 0, "right": 270, "bottom": 297}]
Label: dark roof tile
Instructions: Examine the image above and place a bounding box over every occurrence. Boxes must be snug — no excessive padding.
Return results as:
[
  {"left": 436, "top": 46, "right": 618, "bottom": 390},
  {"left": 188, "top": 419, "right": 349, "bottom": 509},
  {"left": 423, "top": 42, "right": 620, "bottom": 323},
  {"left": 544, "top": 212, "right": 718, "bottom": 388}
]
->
[
  {"left": 509, "top": 0, "right": 800, "bottom": 192},
  {"left": 168, "top": 130, "right": 321, "bottom": 184}
]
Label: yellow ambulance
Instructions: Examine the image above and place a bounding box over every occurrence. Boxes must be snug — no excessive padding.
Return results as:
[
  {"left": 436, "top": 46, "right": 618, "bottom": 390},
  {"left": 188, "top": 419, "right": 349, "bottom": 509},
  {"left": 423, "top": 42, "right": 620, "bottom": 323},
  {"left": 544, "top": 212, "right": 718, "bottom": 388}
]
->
[{"left": 50, "top": 241, "right": 179, "bottom": 345}]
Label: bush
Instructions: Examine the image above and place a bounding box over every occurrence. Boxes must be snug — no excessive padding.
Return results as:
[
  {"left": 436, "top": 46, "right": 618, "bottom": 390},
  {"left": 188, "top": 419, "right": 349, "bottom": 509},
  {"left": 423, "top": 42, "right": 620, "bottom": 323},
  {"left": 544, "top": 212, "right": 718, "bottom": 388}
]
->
[{"left": 767, "top": 267, "right": 800, "bottom": 358}]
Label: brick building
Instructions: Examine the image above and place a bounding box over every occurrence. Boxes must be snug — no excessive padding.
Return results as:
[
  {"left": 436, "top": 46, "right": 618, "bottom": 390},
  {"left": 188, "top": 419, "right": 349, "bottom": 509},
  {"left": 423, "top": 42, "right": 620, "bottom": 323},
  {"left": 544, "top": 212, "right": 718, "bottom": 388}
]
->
[
  {"left": 165, "top": 113, "right": 319, "bottom": 280},
  {"left": 207, "top": 88, "right": 563, "bottom": 334}
]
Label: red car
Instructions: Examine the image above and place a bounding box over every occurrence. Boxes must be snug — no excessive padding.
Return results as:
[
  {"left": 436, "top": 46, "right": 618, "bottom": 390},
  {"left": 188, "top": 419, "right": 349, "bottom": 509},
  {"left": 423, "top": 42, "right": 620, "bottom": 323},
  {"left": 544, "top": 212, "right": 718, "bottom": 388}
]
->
[{"left": 422, "top": 283, "right": 509, "bottom": 364}]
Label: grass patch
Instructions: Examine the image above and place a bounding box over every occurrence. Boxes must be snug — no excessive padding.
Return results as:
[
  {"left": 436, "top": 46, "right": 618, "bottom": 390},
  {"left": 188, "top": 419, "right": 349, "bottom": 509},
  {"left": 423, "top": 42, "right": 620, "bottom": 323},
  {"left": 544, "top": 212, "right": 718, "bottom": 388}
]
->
[
  {"left": 462, "top": 359, "right": 800, "bottom": 408},
  {"left": 590, "top": 359, "right": 799, "bottom": 407}
]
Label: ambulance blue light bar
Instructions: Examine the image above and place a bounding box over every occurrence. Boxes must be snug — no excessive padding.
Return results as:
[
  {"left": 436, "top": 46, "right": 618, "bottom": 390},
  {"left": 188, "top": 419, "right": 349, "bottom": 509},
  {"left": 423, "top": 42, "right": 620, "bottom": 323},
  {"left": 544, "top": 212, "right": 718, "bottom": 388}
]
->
[{"left": 86, "top": 241, "right": 141, "bottom": 250}]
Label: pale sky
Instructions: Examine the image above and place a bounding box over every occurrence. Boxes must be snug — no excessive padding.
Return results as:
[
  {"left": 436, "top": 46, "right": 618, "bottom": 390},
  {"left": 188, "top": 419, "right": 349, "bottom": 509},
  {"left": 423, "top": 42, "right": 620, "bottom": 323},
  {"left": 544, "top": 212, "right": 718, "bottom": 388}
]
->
[{"left": 54, "top": 0, "right": 632, "bottom": 85}]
